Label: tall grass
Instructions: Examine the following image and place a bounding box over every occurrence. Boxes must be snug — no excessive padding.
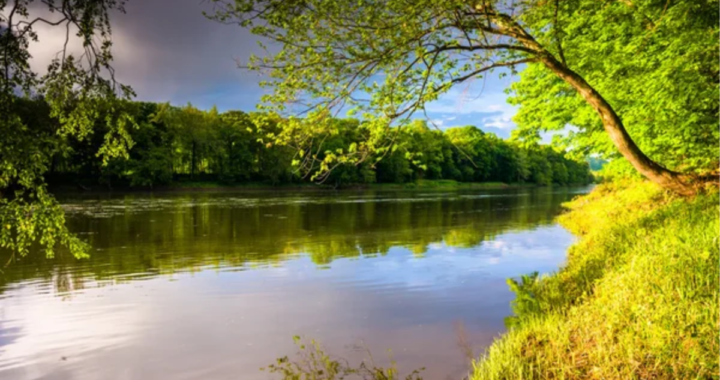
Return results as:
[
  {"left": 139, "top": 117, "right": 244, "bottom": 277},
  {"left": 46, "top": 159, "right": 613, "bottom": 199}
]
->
[{"left": 472, "top": 181, "right": 719, "bottom": 379}]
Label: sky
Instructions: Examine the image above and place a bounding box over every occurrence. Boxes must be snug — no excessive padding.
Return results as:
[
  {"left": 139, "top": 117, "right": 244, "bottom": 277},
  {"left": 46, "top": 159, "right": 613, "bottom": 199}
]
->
[{"left": 26, "top": 0, "right": 524, "bottom": 139}]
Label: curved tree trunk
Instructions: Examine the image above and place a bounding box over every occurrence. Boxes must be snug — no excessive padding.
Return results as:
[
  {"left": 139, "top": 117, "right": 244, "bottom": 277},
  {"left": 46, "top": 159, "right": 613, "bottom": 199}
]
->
[
  {"left": 489, "top": 13, "right": 697, "bottom": 195},
  {"left": 537, "top": 54, "right": 695, "bottom": 196}
]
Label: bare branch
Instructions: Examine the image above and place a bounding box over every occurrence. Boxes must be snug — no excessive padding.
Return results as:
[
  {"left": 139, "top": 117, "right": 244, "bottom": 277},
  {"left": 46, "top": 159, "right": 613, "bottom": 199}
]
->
[
  {"left": 428, "top": 42, "right": 537, "bottom": 55},
  {"left": 451, "top": 58, "right": 536, "bottom": 84}
]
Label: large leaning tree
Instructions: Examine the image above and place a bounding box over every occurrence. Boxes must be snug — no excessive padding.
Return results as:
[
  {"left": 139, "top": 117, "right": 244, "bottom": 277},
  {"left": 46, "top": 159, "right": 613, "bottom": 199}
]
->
[
  {"left": 208, "top": 0, "right": 717, "bottom": 195},
  {"left": 508, "top": 0, "right": 718, "bottom": 180},
  {"left": 1, "top": 0, "right": 134, "bottom": 258}
]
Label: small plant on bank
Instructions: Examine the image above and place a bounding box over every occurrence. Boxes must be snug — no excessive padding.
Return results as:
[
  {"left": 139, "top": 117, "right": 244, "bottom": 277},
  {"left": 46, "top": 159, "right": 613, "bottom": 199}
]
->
[{"left": 263, "top": 336, "right": 425, "bottom": 380}]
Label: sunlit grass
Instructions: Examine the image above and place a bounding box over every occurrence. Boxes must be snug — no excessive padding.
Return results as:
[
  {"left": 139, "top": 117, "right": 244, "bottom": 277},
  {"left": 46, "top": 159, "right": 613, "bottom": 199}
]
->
[{"left": 472, "top": 180, "right": 719, "bottom": 379}]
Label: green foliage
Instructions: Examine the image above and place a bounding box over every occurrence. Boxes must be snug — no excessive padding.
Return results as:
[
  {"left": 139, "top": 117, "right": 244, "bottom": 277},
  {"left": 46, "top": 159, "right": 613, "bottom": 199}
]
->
[
  {"left": 473, "top": 181, "right": 720, "bottom": 379},
  {"left": 205, "top": 0, "right": 717, "bottom": 187},
  {"left": 39, "top": 102, "right": 592, "bottom": 189},
  {"left": 0, "top": 0, "right": 134, "bottom": 258},
  {"left": 202, "top": 0, "right": 720, "bottom": 198},
  {"left": 262, "top": 336, "right": 425, "bottom": 380},
  {"left": 504, "top": 272, "right": 540, "bottom": 329},
  {"left": 214, "top": 111, "right": 259, "bottom": 183},
  {"left": 586, "top": 156, "right": 607, "bottom": 172},
  {"left": 509, "top": 0, "right": 719, "bottom": 174},
  {"left": 204, "top": 0, "right": 540, "bottom": 179},
  {"left": 0, "top": 188, "right": 87, "bottom": 259}
]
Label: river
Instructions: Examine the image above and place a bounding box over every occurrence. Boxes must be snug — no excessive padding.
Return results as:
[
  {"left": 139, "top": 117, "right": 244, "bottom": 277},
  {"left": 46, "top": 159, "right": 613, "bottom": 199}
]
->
[{"left": 0, "top": 186, "right": 591, "bottom": 380}]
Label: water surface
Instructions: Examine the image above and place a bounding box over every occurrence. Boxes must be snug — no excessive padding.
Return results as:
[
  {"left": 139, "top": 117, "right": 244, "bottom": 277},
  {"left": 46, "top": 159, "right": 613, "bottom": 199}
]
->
[{"left": 0, "top": 186, "right": 590, "bottom": 379}]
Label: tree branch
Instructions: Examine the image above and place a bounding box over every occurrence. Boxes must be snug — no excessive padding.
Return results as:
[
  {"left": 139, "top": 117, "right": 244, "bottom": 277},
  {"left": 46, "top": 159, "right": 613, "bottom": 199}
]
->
[
  {"left": 450, "top": 58, "right": 536, "bottom": 84},
  {"left": 553, "top": 0, "right": 567, "bottom": 67},
  {"left": 428, "top": 42, "right": 537, "bottom": 55}
]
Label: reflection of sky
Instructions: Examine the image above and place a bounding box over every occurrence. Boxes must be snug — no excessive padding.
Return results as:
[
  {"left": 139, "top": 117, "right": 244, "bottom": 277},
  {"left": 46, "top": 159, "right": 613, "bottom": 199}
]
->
[
  {"left": 196, "top": 224, "right": 572, "bottom": 297},
  {"left": 0, "top": 191, "right": 583, "bottom": 380}
]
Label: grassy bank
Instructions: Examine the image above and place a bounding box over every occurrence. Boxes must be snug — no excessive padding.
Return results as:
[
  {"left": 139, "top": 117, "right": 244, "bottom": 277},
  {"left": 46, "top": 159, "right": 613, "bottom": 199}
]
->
[{"left": 472, "top": 181, "right": 719, "bottom": 379}]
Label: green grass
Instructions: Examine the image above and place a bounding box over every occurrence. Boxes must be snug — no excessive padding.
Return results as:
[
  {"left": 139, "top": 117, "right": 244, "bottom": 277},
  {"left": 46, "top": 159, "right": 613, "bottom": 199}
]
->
[{"left": 472, "top": 180, "right": 719, "bottom": 379}]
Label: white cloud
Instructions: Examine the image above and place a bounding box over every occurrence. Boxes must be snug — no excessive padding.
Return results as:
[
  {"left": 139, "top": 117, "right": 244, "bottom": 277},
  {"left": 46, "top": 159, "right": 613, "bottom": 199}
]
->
[
  {"left": 423, "top": 83, "right": 519, "bottom": 132},
  {"left": 0, "top": 284, "right": 145, "bottom": 379},
  {"left": 425, "top": 89, "right": 499, "bottom": 115},
  {"left": 483, "top": 116, "right": 515, "bottom": 130}
]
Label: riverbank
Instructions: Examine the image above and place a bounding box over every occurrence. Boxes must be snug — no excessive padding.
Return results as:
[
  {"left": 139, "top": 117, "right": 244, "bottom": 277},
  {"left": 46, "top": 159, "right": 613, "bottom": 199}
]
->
[
  {"left": 49, "top": 179, "right": 550, "bottom": 194},
  {"left": 471, "top": 180, "right": 719, "bottom": 379},
  {"left": 171, "top": 179, "right": 520, "bottom": 191}
]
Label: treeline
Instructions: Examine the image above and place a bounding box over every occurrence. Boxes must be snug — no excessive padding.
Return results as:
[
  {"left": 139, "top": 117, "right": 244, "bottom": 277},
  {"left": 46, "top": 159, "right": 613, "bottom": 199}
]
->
[{"left": 33, "top": 100, "right": 592, "bottom": 188}]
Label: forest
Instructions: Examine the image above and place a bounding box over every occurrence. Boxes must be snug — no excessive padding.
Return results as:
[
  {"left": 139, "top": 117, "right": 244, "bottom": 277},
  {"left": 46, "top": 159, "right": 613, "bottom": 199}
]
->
[
  {"left": 28, "top": 99, "right": 593, "bottom": 189},
  {"left": 0, "top": 0, "right": 717, "bottom": 379}
]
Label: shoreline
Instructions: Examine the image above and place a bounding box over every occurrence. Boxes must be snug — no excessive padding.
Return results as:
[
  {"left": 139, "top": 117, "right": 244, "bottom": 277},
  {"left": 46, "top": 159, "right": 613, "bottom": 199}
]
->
[
  {"left": 471, "top": 181, "right": 718, "bottom": 379},
  {"left": 48, "top": 179, "right": 572, "bottom": 195}
]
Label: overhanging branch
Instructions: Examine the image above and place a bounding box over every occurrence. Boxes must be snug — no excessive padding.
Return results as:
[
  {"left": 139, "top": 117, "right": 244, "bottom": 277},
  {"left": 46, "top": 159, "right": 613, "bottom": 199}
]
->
[{"left": 450, "top": 58, "right": 536, "bottom": 84}]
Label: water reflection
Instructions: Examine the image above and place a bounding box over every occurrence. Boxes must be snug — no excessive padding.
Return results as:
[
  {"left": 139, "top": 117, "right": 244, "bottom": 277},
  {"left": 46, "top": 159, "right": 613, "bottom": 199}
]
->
[{"left": 0, "top": 187, "right": 590, "bottom": 380}]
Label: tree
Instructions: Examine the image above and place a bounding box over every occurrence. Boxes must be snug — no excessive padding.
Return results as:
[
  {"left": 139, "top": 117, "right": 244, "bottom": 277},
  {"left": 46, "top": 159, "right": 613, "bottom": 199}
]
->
[
  {"left": 153, "top": 103, "right": 219, "bottom": 178},
  {"left": 508, "top": 0, "right": 718, "bottom": 186},
  {"left": 1, "top": 0, "right": 134, "bottom": 257},
  {"left": 402, "top": 120, "right": 449, "bottom": 180},
  {"left": 120, "top": 103, "right": 174, "bottom": 188},
  {"left": 214, "top": 110, "right": 259, "bottom": 183},
  {"left": 207, "top": 0, "right": 715, "bottom": 195},
  {"left": 445, "top": 126, "right": 493, "bottom": 181}
]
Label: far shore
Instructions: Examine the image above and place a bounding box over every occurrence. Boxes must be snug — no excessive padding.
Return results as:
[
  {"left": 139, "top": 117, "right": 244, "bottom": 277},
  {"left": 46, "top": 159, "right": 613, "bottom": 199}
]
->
[{"left": 48, "top": 179, "right": 587, "bottom": 195}]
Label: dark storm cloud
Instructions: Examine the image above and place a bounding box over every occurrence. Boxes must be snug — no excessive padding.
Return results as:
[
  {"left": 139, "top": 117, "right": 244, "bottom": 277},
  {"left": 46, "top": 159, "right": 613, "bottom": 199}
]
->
[
  {"left": 108, "top": 0, "right": 264, "bottom": 110},
  {"left": 108, "top": 0, "right": 520, "bottom": 123},
  {"left": 25, "top": 0, "right": 519, "bottom": 130}
]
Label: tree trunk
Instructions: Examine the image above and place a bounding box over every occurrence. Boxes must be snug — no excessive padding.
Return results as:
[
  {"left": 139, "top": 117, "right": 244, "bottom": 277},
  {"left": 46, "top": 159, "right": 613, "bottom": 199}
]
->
[
  {"left": 490, "top": 13, "right": 697, "bottom": 195},
  {"left": 191, "top": 141, "right": 196, "bottom": 179},
  {"left": 537, "top": 54, "right": 696, "bottom": 196}
]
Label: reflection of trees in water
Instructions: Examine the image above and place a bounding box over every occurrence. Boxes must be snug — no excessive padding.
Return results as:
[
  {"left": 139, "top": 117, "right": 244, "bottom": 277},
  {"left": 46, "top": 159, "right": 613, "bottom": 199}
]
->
[{"left": 0, "top": 189, "right": 580, "bottom": 293}]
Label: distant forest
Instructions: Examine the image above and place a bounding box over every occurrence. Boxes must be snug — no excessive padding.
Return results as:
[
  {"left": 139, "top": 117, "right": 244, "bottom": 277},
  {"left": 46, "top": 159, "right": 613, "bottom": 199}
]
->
[{"left": 18, "top": 99, "right": 593, "bottom": 188}]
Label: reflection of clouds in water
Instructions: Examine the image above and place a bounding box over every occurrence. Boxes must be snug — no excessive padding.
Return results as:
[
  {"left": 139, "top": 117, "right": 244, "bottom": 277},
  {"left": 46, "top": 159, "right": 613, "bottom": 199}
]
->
[
  {"left": 0, "top": 286, "right": 145, "bottom": 379},
  {"left": 0, "top": 269, "right": 500, "bottom": 380},
  {"left": 0, "top": 188, "right": 590, "bottom": 380},
  {"left": 488, "top": 240, "right": 508, "bottom": 251},
  {"left": 0, "top": 322, "right": 21, "bottom": 350},
  {"left": 0, "top": 227, "right": 574, "bottom": 380},
  {"left": 427, "top": 243, "right": 443, "bottom": 250},
  {"left": 486, "top": 257, "right": 501, "bottom": 265},
  {"left": 308, "top": 225, "right": 573, "bottom": 294}
]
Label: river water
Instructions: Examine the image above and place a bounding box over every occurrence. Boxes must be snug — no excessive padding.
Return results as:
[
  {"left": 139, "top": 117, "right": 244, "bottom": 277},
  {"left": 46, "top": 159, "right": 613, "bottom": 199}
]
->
[{"left": 0, "top": 186, "right": 590, "bottom": 380}]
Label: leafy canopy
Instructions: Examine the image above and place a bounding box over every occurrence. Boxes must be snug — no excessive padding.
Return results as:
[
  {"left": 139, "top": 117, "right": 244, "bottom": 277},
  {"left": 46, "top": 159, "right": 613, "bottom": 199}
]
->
[
  {"left": 509, "top": 0, "right": 718, "bottom": 175},
  {"left": 0, "top": 0, "right": 134, "bottom": 258},
  {"left": 207, "top": 0, "right": 718, "bottom": 179},
  {"left": 207, "top": 0, "right": 537, "bottom": 178}
]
